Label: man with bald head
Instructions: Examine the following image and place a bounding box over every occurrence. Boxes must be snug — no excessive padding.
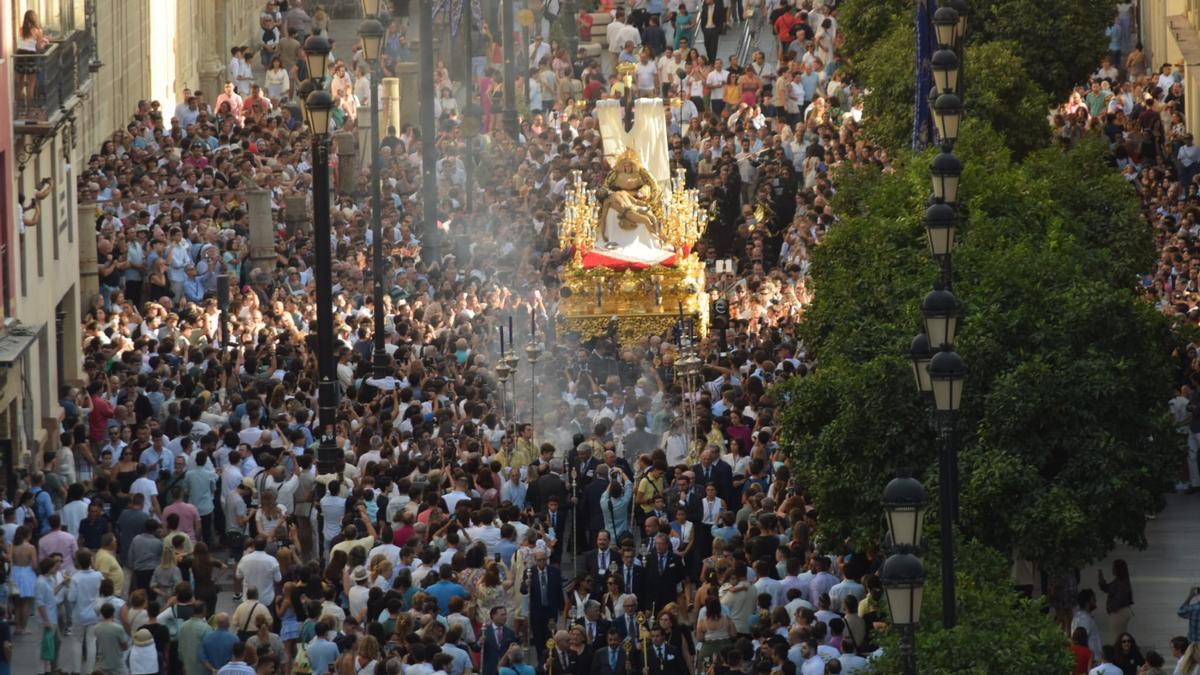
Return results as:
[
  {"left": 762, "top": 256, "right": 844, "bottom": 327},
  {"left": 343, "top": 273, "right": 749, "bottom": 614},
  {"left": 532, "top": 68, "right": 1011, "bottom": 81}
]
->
[{"left": 201, "top": 612, "right": 239, "bottom": 672}]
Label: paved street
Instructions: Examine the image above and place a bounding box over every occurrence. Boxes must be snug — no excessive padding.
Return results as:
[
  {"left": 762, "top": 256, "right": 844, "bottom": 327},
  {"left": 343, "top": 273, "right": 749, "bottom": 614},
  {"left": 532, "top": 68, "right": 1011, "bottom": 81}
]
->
[{"left": 1082, "top": 492, "right": 1200, "bottom": 662}]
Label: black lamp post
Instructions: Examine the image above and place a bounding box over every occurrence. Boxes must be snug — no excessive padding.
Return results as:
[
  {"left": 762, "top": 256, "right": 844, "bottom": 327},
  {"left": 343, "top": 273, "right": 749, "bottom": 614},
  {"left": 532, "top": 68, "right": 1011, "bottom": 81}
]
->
[
  {"left": 501, "top": 0, "right": 519, "bottom": 138},
  {"left": 302, "top": 35, "right": 341, "bottom": 476},
  {"left": 882, "top": 475, "right": 928, "bottom": 675},
  {"left": 359, "top": 4, "right": 390, "bottom": 379},
  {"left": 908, "top": 0, "right": 968, "bottom": 633},
  {"left": 419, "top": 0, "right": 439, "bottom": 258}
]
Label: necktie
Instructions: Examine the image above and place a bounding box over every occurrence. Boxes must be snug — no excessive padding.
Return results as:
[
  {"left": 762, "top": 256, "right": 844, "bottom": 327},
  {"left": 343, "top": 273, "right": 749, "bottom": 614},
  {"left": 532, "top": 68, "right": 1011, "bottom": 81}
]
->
[
  {"left": 659, "top": 646, "right": 665, "bottom": 662},
  {"left": 660, "top": 554, "right": 666, "bottom": 573},
  {"left": 626, "top": 567, "right": 632, "bottom": 589},
  {"left": 610, "top": 649, "right": 617, "bottom": 671},
  {"left": 705, "top": 466, "right": 711, "bottom": 481},
  {"left": 495, "top": 626, "right": 502, "bottom": 646},
  {"left": 628, "top": 617, "right": 636, "bottom": 645},
  {"left": 589, "top": 622, "right": 595, "bottom": 642},
  {"left": 540, "top": 569, "right": 549, "bottom": 605},
  {"left": 601, "top": 551, "right": 608, "bottom": 569}
]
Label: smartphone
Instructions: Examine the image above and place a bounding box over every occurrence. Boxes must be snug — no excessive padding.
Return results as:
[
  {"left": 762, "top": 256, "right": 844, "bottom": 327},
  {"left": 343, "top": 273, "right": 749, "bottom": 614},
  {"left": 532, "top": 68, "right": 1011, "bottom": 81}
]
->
[{"left": 494, "top": 553, "right": 501, "bottom": 563}]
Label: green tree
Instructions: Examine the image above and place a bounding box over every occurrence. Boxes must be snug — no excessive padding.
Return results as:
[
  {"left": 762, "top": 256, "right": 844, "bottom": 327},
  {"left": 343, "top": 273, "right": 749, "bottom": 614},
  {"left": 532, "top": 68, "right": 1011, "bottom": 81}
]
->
[
  {"left": 778, "top": 126, "right": 1179, "bottom": 575},
  {"left": 855, "top": 22, "right": 1052, "bottom": 158},
  {"left": 838, "top": 0, "right": 1112, "bottom": 100}
]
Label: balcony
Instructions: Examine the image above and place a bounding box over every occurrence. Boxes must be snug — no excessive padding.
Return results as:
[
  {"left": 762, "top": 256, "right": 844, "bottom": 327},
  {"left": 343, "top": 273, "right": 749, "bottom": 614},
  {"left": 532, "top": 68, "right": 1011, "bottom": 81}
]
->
[{"left": 12, "top": 29, "right": 95, "bottom": 130}]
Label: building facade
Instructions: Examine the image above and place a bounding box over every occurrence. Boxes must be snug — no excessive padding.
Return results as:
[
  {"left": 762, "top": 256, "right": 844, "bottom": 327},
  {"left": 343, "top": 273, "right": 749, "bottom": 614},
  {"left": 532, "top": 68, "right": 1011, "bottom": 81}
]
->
[{"left": 3, "top": 0, "right": 261, "bottom": 491}]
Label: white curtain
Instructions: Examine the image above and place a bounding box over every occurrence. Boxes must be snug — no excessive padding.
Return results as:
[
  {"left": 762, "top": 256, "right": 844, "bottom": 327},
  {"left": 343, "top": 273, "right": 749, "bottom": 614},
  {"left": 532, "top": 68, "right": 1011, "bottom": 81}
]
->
[{"left": 596, "top": 98, "right": 671, "bottom": 186}]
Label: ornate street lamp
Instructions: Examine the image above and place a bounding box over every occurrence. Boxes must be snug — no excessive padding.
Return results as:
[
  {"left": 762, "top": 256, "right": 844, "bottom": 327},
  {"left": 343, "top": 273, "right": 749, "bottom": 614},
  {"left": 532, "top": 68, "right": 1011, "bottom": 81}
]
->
[
  {"left": 923, "top": 202, "right": 957, "bottom": 261},
  {"left": 932, "top": 5, "right": 960, "bottom": 50},
  {"left": 883, "top": 476, "right": 928, "bottom": 550},
  {"left": 931, "top": 49, "right": 960, "bottom": 95},
  {"left": 921, "top": 288, "right": 960, "bottom": 349},
  {"left": 910, "top": 333, "right": 934, "bottom": 395},
  {"left": 304, "top": 35, "right": 332, "bottom": 84},
  {"left": 929, "top": 348, "right": 967, "bottom": 415},
  {"left": 930, "top": 152, "right": 962, "bottom": 205},
  {"left": 931, "top": 93, "right": 962, "bottom": 146}
]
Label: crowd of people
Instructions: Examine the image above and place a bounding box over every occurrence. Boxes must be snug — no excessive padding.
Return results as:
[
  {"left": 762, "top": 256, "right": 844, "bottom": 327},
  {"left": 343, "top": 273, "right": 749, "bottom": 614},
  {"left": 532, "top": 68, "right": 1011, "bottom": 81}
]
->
[{"left": 17, "top": 0, "right": 1193, "bottom": 675}]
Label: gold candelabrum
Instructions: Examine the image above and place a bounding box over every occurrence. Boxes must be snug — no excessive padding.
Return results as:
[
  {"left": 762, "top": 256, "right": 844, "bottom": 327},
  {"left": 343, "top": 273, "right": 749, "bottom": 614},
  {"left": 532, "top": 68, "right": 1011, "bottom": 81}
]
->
[
  {"left": 560, "top": 170, "right": 598, "bottom": 264},
  {"left": 546, "top": 638, "right": 557, "bottom": 675},
  {"left": 637, "top": 612, "right": 650, "bottom": 675}
]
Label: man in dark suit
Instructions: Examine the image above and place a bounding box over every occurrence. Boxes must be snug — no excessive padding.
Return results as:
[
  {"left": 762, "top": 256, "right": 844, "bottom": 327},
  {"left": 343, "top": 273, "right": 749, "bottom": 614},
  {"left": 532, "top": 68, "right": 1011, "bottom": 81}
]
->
[
  {"left": 583, "top": 529, "right": 617, "bottom": 599},
  {"left": 699, "top": 0, "right": 726, "bottom": 64},
  {"left": 480, "top": 606, "right": 519, "bottom": 675},
  {"left": 523, "top": 547, "right": 565, "bottom": 663},
  {"left": 642, "top": 533, "right": 685, "bottom": 615},
  {"left": 646, "top": 624, "right": 686, "bottom": 675},
  {"left": 613, "top": 595, "right": 644, "bottom": 671},
  {"left": 528, "top": 459, "right": 569, "bottom": 514},
  {"left": 591, "top": 629, "right": 631, "bottom": 675},
  {"left": 574, "top": 599, "right": 611, "bottom": 651},
  {"left": 693, "top": 447, "right": 736, "bottom": 509},
  {"left": 622, "top": 414, "right": 658, "bottom": 456},
  {"left": 581, "top": 464, "right": 611, "bottom": 544},
  {"left": 616, "top": 546, "right": 646, "bottom": 606},
  {"left": 544, "top": 630, "right": 576, "bottom": 675},
  {"left": 542, "top": 493, "right": 568, "bottom": 563},
  {"left": 667, "top": 472, "right": 703, "bottom": 523}
]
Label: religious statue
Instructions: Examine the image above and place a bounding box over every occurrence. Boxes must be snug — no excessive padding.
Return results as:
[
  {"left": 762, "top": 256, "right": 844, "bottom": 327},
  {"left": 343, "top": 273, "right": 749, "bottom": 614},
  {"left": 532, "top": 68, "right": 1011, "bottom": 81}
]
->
[{"left": 595, "top": 149, "right": 670, "bottom": 265}]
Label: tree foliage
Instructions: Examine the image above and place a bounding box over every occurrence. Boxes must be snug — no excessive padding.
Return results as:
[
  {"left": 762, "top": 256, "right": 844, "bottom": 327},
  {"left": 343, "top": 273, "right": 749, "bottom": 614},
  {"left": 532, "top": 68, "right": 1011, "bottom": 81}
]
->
[
  {"left": 838, "top": 0, "right": 1112, "bottom": 100},
  {"left": 778, "top": 126, "right": 1178, "bottom": 574},
  {"left": 855, "top": 22, "right": 1052, "bottom": 158}
]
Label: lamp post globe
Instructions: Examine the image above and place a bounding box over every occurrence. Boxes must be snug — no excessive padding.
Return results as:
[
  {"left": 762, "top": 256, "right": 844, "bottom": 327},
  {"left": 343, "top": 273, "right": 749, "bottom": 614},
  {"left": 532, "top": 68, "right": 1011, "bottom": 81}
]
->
[
  {"left": 929, "top": 348, "right": 968, "bottom": 414},
  {"left": 949, "top": 0, "right": 969, "bottom": 41},
  {"left": 923, "top": 202, "right": 958, "bottom": 260},
  {"left": 883, "top": 476, "right": 928, "bottom": 550},
  {"left": 358, "top": 18, "right": 385, "bottom": 64},
  {"left": 931, "top": 48, "right": 960, "bottom": 95},
  {"left": 881, "top": 553, "right": 926, "bottom": 627},
  {"left": 910, "top": 333, "right": 934, "bottom": 395},
  {"left": 931, "top": 93, "right": 963, "bottom": 147},
  {"left": 932, "top": 5, "right": 960, "bottom": 50},
  {"left": 930, "top": 151, "right": 962, "bottom": 204},
  {"left": 303, "top": 35, "right": 332, "bottom": 83},
  {"left": 921, "top": 288, "right": 960, "bottom": 349},
  {"left": 304, "top": 89, "right": 335, "bottom": 136}
]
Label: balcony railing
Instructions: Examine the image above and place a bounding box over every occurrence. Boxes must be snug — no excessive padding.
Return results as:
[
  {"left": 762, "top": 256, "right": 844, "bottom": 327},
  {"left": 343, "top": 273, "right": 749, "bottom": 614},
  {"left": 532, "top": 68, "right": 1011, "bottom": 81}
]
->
[{"left": 12, "top": 30, "right": 94, "bottom": 125}]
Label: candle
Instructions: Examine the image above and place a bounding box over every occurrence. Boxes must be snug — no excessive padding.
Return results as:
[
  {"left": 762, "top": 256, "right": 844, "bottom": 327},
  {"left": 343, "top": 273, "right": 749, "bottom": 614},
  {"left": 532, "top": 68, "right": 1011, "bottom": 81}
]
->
[
  {"left": 530, "top": 307, "right": 536, "bottom": 338},
  {"left": 596, "top": 282, "right": 603, "bottom": 307},
  {"left": 508, "top": 316, "right": 514, "bottom": 348},
  {"left": 499, "top": 325, "right": 505, "bottom": 356}
]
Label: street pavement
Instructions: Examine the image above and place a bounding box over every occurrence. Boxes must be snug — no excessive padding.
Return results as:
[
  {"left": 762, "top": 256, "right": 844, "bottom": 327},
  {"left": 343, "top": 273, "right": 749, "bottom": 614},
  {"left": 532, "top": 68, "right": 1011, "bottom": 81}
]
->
[{"left": 1082, "top": 492, "right": 1200, "bottom": 663}]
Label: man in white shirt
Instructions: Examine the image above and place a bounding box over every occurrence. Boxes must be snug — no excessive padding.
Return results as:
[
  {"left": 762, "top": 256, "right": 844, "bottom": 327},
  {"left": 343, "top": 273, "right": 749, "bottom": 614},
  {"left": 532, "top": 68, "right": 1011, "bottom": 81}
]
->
[
  {"left": 753, "top": 560, "right": 786, "bottom": 608},
  {"left": 634, "top": 49, "right": 659, "bottom": 97},
  {"left": 1071, "top": 590, "right": 1102, "bottom": 660},
  {"left": 529, "top": 34, "right": 551, "bottom": 68},
  {"left": 464, "top": 508, "right": 503, "bottom": 553},
  {"left": 236, "top": 536, "right": 283, "bottom": 605},
  {"left": 131, "top": 465, "right": 160, "bottom": 515},
  {"left": 1088, "top": 645, "right": 1123, "bottom": 675},
  {"left": 607, "top": 9, "right": 629, "bottom": 67}
]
